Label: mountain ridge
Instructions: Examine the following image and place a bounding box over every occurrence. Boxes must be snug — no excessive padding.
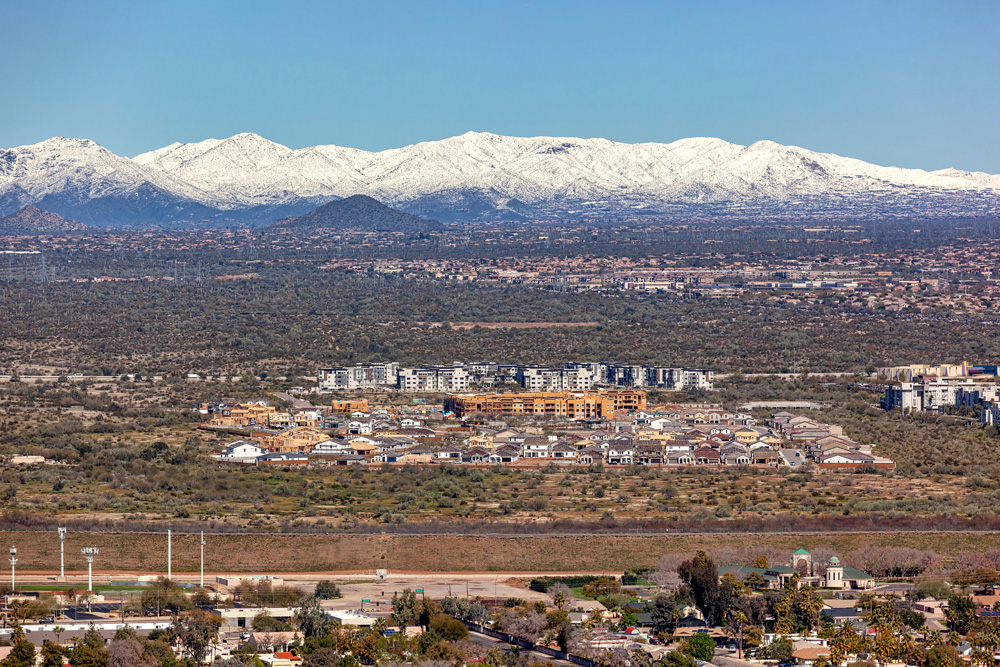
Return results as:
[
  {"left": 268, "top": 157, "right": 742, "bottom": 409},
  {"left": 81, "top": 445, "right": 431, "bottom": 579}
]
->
[
  {"left": 3, "top": 131, "right": 1000, "bottom": 227},
  {"left": 0, "top": 205, "right": 88, "bottom": 233},
  {"left": 270, "top": 194, "right": 444, "bottom": 233}
]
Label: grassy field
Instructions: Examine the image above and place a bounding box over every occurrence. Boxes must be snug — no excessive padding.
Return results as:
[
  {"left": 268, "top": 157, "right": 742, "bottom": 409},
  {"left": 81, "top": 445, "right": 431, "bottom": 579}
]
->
[{"left": 3, "top": 530, "right": 997, "bottom": 574}]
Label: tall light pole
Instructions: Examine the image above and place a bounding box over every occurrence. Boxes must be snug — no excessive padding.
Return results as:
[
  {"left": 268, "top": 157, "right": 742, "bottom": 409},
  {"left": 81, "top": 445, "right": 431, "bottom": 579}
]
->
[
  {"left": 58, "top": 528, "right": 67, "bottom": 581},
  {"left": 200, "top": 532, "right": 206, "bottom": 588},
  {"left": 81, "top": 547, "right": 98, "bottom": 592},
  {"left": 167, "top": 529, "right": 171, "bottom": 581},
  {"left": 9, "top": 547, "right": 16, "bottom": 592}
]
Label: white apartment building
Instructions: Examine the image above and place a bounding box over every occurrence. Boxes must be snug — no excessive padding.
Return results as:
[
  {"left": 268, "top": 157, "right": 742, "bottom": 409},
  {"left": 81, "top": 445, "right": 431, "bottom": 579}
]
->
[
  {"left": 883, "top": 377, "right": 978, "bottom": 412},
  {"left": 318, "top": 362, "right": 399, "bottom": 390},
  {"left": 397, "top": 366, "right": 470, "bottom": 392},
  {"left": 982, "top": 402, "right": 1000, "bottom": 426},
  {"left": 515, "top": 366, "right": 594, "bottom": 391}
]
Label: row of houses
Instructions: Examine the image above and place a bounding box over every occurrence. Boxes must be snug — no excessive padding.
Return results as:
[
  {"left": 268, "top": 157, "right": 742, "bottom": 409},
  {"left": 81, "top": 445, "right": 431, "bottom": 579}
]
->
[
  {"left": 211, "top": 406, "right": 893, "bottom": 471},
  {"left": 316, "top": 361, "right": 714, "bottom": 392},
  {"left": 769, "top": 412, "right": 894, "bottom": 469}
]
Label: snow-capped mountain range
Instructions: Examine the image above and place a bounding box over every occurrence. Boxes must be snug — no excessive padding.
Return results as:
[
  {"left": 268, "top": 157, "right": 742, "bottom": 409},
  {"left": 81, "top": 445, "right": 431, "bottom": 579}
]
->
[{"left": 2, "top": 131, "right": 999, "bottom": 227}]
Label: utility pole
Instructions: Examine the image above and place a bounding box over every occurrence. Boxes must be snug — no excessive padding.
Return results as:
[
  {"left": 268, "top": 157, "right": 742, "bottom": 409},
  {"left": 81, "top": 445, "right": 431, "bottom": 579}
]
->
[
  {"left": 81, "top": 547, "right": 98, "bottom": 592},
  {"left": 167, "top": 529, "right": 171, "bottom": 581},
  {"left": 8, "top": 547, "right": 16, "bottom": 592},
  {"left": 58, "top": 528, "right": 66, "bottom": 581},
  {"left": 200, "top": 532, "right": 205, "bottom": 588}
]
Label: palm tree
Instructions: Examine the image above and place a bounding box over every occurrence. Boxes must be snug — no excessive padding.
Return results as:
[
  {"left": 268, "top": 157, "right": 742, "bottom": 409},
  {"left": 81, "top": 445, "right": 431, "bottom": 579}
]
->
[
  {"left": 971, "top": 647, "right": 994, "bottom": 667},
  {"left": 52, "top": 626, "right": 65, "bottom": 646},
  {"left": 727, "top": 611, "right": 749, "bottom": 659}
]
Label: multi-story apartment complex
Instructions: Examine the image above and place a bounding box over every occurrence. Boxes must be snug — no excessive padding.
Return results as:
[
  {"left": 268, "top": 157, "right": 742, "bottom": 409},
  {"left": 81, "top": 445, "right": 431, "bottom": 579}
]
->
[
  {"left": 447, "top": 389, "right": 646, "bottom": 420},
  {"left": 882, "top": 377, "right": 989, "bottom": 412},
  {"left": 516, "top": 365, "right": 594, "bottom": 391},
  {"left": 317, "top": 361, "right": 714, "bottom": 393},
  {"left": 669, "top": 368, "right": 716, "bottom": 391},
  {"left": 606, "top": 364, "right": 648, "bottom": 388},
  {"left": 318, "top": 363, "right": 399, "bottom": 390},
  {"left": 398, "top": 366, "right": 470, "bottom": 392}
]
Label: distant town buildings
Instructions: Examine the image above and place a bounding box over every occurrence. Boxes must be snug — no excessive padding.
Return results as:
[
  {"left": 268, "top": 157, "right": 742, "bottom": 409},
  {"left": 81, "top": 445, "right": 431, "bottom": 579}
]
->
[
  {"left": 201, "top": 394, "right": 892, "bottom": 472},
  {"left": 317, "top": 361, "right": 713, "bottom": 392}
]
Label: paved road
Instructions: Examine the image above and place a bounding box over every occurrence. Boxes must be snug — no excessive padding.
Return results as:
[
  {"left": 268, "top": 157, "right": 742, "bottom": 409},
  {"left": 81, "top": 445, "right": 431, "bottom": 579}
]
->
[
  {"left": 273, "top": 392, "right": 314, "bottom": 409},
  {"left": 738, "top": 401, "right": 828, "bottom": 410},
  {"left": 465, "top": 628, "right": 577, "bottom": 667}
]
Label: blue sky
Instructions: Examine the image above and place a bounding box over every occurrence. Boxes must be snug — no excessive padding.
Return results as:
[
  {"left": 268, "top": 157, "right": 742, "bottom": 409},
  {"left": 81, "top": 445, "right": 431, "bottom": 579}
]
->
[{"left": 2, "top": 0, "right": 998, "bottom": 171}]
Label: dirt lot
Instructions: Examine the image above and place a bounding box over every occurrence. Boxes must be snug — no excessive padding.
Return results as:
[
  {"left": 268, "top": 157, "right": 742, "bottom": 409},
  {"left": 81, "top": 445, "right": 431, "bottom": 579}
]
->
[{"left": 3, "top": 530, "right": 998, "bottom": 575}]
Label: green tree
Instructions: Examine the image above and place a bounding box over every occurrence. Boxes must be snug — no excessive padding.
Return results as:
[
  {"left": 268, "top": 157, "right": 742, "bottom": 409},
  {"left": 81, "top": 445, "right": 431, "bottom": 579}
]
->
[
  {"left": 349, "top": 629, "right": 385, "bottom": 665},
  {"left": 40, "top": 641, "right": 66, "bottom": 667},
  {"left": 915, "top": 580, "right": 951, "bottom": 601},
  {"left": 726, "top": 611, "right": 750, "bottom": 659},
  {"left": 765, "top": 640, "right": 794, "bottom": 663},
  {"left": 925, "top": 645, "right": 961, "bottom": 667},
  {"left": 619, "top": 609, "right": 639, "bottom": 629},
  {"left": 314, "top": 581, "right": 342, "bottom": 600},
  {"left": 683, "top": 633, "right": 715, "bottom": 661},
  {"left": 390, "top": 589, "right": 419, "bottom": 631},
  {"left": 171, "top": 609, "right": 221, "bottom": 665},
  {"left": 4, "top": 640, "right": 37, "bottom": 667},
  {"left": 651, "top": 593, "right": 679, "bottom": 635},
  {"left": 946, "top": 594, "right": 977, "bottom": 634},
  {"left": 69, "top": 626, "right": 109, "bottom": 667},
  {"left": 251, "top": 611, "right": 290, "bottom": 632},
  {"left": 428, "top": 614, "right": 469, "bottom": 641},
  {"left": 660, "top": 652, "right": 697, "bottom": 667},
  {"left": 293, "top": 597, "right": 331, "bottom": 639},
  {"left": 679, "top": 551, "right": 724, "bottom": 625}
]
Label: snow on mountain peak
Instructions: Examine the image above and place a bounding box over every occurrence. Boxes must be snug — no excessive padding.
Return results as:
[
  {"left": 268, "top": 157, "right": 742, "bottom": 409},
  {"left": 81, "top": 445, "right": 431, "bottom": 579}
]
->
[{"left": 3, "top": 131, "right": 999, "bottom": 225}]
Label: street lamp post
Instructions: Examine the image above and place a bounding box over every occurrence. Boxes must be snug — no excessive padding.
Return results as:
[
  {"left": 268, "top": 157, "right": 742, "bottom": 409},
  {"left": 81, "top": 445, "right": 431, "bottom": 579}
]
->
[
  {"left": 58, "top": 528, "right": 67, "bottom": 580},
  {"left": 9, "top": 547, "right": 16, "bottom": 592},
  {"left": 200, "top": 532, "right": 206, "bottom": 588},
  {"left": 81, "top": 547, "right": 98, "bottom": 593}
]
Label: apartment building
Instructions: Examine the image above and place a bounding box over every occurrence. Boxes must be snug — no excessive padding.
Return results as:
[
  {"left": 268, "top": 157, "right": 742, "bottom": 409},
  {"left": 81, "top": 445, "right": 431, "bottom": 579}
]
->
[
  {"left": 397, "top": 366, "right": 470, "bottom": 392},
  {"left": 316, "top": 361, "right": 714, "bottom": 393},
  {"left": 516, "top": 365, "right": 594, "bottom": 391},
  {"left": 983, "top": 402, "right": 1000, "bottom": 426},
  {"left": 671, "top": 368, "right": 716, "bottom": 391},
  {"left": 447, "top": 390, "right": 646, "bottom": 420},
  {"left": 883, "top": 378, "right": 977, "bottom": 412},
  {"left": 606, "top": 365, "right": 648, "bottom": 388},
  {"left": 318, "top": 363, "right": 399, "bottom": 391}
]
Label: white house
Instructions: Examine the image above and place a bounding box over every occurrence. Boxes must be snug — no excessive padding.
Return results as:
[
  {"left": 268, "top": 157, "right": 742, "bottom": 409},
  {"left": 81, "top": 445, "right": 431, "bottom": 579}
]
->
[
  {"left": 347, "top": 420, "right": 373, "bottom": 435},
  {"left": 309, "top": 440, "right": 352, "bottom": 457},
  {"left": 219, "top": 440, "right": 267, "bottom": 462},
  {"left": 520, "top": 437, "right": 551, "bottom": 458}
]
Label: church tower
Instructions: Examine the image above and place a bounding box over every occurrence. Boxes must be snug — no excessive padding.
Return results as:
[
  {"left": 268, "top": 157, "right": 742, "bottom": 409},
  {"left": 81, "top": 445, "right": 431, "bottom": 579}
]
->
[{"left": 790, "top": 548, "right": 813, "bottom": 576}]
